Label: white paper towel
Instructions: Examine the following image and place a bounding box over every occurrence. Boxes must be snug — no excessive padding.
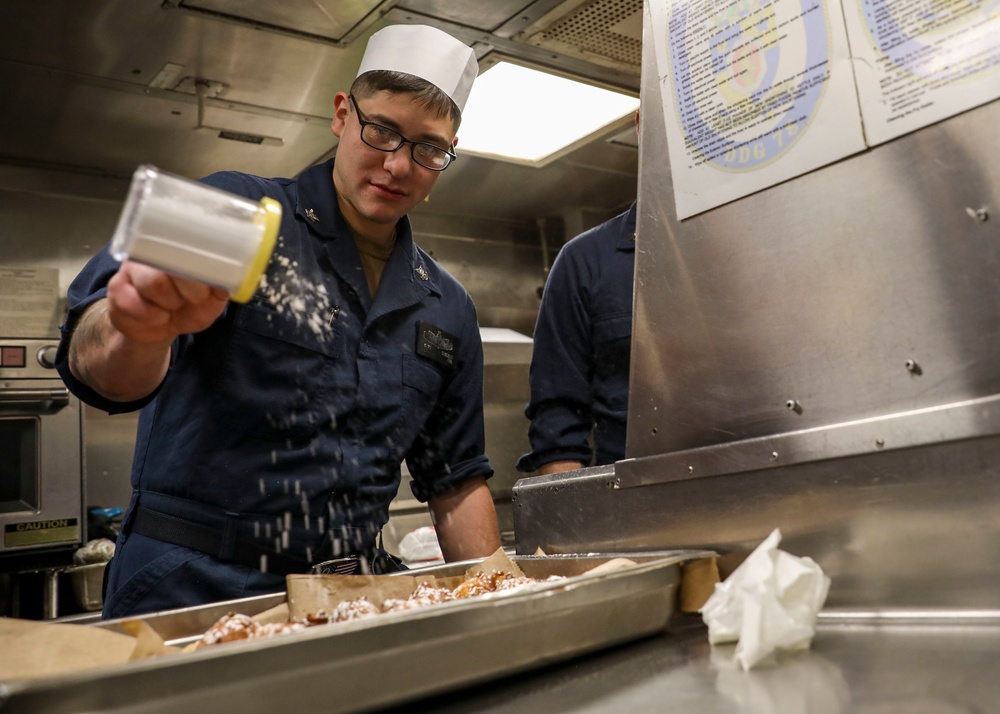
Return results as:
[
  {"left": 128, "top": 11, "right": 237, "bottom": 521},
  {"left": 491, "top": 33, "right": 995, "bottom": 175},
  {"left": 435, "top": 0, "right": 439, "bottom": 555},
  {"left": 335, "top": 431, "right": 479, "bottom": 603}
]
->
[{"left": 701, "top": 529, "right": 831, "bottom": 670}]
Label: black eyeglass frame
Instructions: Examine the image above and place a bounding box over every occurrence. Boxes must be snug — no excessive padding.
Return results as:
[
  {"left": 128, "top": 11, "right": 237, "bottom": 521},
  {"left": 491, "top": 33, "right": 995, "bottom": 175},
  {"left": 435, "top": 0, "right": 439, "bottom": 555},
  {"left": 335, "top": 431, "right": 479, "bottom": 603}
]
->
[{"left": 348, "top": 94, "right": 457, "bottom": 172}]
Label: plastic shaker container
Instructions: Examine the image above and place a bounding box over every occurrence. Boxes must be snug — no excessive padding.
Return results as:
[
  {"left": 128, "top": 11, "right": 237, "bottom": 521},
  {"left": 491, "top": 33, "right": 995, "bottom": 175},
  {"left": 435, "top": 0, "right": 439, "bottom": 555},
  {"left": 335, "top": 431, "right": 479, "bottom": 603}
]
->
[{"left": 110, "top": 164, "right": 281, "bottom": 303}]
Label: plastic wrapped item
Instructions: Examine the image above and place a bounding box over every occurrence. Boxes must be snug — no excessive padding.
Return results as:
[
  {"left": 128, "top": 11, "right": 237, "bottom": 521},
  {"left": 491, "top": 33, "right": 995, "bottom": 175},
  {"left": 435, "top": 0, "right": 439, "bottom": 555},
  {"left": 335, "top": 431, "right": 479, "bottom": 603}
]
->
[
  {"left": 397, "top": 526, "right": 443, "bottom": 565},
  {"left": 701, "top": 529, "right": 830, "bottom": 670},
  {"left": 73, "top": 538, "right": 116, "bottom": 565}
]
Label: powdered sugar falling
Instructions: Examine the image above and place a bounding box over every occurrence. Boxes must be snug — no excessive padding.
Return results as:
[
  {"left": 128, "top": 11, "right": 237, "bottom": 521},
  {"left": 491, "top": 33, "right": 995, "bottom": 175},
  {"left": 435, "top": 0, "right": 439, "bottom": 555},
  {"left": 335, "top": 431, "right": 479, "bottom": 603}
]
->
[{"left": 258, "top": 249, "right": 332, "bottom": 340}]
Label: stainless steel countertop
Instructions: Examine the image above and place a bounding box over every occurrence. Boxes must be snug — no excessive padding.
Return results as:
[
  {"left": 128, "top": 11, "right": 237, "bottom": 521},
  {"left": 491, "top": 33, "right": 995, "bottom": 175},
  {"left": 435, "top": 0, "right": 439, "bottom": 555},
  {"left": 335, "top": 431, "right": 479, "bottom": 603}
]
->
[{"left": 376, "top": 611, "right": 1000, "bottom": 713}]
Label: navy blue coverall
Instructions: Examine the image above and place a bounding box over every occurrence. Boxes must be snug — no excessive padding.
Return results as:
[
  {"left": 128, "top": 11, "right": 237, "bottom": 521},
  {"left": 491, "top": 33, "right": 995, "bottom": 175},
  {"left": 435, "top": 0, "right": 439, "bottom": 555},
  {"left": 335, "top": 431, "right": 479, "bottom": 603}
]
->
[
  {"left": 516, "top": 202, "right": 636, "bottom": 473},
  {"left": 56, "top": 160, "right": 492, "bottom": 617}
]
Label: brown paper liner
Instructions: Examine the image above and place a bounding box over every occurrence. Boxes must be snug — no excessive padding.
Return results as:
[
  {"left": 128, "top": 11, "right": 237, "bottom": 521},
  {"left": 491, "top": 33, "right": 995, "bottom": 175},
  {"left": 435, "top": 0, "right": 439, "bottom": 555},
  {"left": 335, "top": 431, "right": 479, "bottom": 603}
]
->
[
  {"left": 0, "top": 618, "right": 179, "bottom": 681},
  {"left": 680, "top": 557, "right": 721, "bottom": 613},
  {"left": 286, "top": 547, "right": 525, "bottom": 620}
]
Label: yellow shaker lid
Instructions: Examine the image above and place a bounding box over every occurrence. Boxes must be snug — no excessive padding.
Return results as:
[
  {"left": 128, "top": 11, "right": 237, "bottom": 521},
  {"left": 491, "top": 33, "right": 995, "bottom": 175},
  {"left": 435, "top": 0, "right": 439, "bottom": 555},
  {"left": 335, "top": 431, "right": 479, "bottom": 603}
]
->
[{"left": 231, "top": 197, "right": 281, "bottom": 303}]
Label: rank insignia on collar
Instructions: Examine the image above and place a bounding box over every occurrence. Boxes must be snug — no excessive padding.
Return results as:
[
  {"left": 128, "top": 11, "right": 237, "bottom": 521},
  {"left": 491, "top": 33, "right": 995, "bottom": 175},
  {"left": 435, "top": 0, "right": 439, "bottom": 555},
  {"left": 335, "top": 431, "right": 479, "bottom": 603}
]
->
[
  {"left": 415, "top": 265, "right": 429, "bottom": 281},
  {"left": 305, "top": 208, "right": 319, "bottom": 222}
]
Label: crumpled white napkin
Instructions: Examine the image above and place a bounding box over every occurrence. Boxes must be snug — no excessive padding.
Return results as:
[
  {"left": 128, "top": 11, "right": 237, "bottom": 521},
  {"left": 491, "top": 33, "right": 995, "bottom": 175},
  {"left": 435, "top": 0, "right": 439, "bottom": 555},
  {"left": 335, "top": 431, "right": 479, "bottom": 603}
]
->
[{"left": 700, "top": 528, "right": 831, "bottom": 670}]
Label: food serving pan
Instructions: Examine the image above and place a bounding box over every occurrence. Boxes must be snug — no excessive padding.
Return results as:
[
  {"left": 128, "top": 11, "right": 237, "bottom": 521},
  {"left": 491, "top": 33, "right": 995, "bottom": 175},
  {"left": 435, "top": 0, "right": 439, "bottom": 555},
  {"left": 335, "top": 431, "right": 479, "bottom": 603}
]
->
[
  {"left": 0, "top": 551, "right": 709, "bottom": 714},
  {"left": 66, "top": 563, "right": 106, "bottom": 612}
]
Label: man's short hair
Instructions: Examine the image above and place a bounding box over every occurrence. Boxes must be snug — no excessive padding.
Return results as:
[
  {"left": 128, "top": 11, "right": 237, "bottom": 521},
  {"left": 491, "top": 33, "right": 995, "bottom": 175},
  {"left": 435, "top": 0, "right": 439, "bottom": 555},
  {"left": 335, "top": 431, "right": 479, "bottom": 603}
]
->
[{"left": 351, "top": 70, "right": 462, "bottom": 134}]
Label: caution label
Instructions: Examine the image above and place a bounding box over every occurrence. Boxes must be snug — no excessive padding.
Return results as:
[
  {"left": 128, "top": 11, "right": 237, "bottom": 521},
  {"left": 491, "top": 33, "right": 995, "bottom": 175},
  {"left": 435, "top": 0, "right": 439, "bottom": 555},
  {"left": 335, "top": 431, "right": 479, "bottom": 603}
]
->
[{"left": 4, "top": 518, "right": 80, "bottom": 548}]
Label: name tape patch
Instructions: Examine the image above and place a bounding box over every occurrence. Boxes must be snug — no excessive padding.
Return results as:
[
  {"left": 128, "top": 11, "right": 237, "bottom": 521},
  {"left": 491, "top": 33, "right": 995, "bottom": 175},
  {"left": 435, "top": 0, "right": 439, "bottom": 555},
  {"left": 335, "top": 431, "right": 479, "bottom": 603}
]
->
[{"left": 416, "top": 321, "right": 458, "bottom": 369}]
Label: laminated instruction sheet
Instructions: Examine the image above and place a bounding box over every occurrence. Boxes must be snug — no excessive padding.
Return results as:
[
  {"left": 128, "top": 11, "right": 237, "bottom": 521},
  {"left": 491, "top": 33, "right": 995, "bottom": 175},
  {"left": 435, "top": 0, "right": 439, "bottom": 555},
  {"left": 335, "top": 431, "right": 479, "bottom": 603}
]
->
[
  {"left": 650, "top": 0, "right": 1000, "bottom": 218},
  {"left": 0, "top": 267, "right": 62, "bottom": 338},
  {"left": 845, "top": 0, "right": 1000, "bottom": 145}
]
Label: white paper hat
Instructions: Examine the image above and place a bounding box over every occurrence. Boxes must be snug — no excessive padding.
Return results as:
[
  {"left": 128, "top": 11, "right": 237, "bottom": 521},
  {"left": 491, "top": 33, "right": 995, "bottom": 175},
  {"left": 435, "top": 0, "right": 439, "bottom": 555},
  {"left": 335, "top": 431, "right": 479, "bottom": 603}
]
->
[{"left": 356, "top": 24, "right": 479, "bottom": 112}]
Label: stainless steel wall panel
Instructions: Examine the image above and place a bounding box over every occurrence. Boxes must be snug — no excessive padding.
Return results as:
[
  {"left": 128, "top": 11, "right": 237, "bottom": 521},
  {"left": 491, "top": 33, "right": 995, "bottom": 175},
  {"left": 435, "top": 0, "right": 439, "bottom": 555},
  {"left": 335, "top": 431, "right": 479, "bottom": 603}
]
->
[
  {"left": 516, "top": 433, "right": 1000, "bottom": 608},
  {"left": 615, "top": 393, "right": 1000, "bottom": 486},
  {"left": 629, "top": 8, "right": 1000, "bottom": 459},
  {"left": 613, "top": 436, "right": 1000, "bottom": 609},
  {"left": 513, "top": 2, "right": 1000, "bottom": 612},
  {"left": 514, "top": 465, "right": 620, "bottom": 555}
]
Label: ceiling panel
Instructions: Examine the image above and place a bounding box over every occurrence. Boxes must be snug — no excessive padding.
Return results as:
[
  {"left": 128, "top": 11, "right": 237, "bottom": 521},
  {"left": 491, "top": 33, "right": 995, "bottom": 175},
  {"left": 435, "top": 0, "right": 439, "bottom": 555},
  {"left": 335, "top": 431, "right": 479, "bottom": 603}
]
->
[
  {"left": 395, "top": 0, "right": 538, "bottom": 32},
  {"left": 0, "top": 72, "right": 332, "bottom": 180},
  {"left": 172, "top": 0, "right": 385, "bottom": 44}
]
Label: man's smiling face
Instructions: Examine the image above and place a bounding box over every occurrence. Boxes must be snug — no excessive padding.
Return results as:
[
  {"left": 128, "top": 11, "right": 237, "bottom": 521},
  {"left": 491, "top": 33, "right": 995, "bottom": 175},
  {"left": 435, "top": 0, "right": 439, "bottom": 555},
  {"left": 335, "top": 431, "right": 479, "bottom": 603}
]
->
[{"left": 330, "top": 89, "right": 456, "bottom": 239}]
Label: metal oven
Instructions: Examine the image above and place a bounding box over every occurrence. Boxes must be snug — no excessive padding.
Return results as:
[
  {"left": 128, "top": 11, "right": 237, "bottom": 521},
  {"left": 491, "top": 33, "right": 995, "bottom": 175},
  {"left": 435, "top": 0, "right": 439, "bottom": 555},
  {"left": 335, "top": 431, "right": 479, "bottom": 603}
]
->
[{"left": 0, "top": 338, "right": 85, "bottom": 558}]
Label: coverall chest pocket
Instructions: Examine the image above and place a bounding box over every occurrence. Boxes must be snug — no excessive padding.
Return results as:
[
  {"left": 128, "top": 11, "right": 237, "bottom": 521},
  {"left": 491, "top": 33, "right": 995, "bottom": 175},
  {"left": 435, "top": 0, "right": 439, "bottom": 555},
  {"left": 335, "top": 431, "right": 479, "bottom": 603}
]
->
[
  {"left": 214, "top": 301, "right": 343, "bottom": 442},
  {"left": 399, "top": 354, "right": 443, "bottom": 435},
  {"left": 593, "top": 313, "right": 632, "bottom": 410},
  {"left": 593, "top": 312, "right": 632, "bottom": 349}
]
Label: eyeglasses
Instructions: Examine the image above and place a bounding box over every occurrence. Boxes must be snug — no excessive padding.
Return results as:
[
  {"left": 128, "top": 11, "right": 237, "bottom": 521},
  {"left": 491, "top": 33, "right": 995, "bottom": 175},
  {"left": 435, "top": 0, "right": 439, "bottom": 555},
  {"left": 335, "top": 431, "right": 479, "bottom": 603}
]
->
[{"left": 348, "top": 95, "right": 456, "bottom": 172}]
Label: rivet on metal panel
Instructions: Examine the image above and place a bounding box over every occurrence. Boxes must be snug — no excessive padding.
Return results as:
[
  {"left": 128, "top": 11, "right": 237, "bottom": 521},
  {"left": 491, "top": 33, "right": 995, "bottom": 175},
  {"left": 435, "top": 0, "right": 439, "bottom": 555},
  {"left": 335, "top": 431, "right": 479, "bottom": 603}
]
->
[
  {"left": 785, "top": 399, "right": 802, "bottom": 414},
  {"left": 965, "top": 207, "right": 989, "bottom": 222},
  {"left": 875, "top": 439, "right": 885, "bottom": 448},
  {"left": 770, "top": 451, "right": 779, "bottom": 461},
  {"left": 905, "top": 359, "right": 922, "bottom": 375},
  {"left": 606, "top": 478, "right": 621, "bottom": 489},
  {"left": 687, "top": 465, "right": 694, "bottom": 474}
]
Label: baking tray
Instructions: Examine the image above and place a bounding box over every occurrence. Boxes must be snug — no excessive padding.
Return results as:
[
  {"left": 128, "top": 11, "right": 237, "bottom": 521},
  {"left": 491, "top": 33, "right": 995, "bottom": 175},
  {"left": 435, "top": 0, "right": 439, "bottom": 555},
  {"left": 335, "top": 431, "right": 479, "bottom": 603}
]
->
[{"left": 0, "top": 551, "right": 709, "bottom": 714}]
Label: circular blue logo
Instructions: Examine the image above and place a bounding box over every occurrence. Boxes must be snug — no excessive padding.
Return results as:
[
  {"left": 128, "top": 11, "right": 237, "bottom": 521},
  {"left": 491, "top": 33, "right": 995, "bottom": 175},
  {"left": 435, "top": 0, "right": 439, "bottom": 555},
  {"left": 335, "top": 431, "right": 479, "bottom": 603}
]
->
[{"left": 668, "top": 0, "right": 831, "bottom": 171}]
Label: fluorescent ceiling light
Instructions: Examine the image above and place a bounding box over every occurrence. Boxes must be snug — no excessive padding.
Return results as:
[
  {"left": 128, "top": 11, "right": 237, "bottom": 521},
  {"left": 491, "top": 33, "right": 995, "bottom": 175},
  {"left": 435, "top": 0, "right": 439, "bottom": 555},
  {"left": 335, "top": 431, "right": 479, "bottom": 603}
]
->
[{"left": 457, "top": 62, "right": 639, "bottom": 165}]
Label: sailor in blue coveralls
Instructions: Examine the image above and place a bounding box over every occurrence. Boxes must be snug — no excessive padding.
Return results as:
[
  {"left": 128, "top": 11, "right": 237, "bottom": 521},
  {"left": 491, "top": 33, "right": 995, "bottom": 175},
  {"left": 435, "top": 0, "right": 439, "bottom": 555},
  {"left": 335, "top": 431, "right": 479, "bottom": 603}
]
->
[
  {"left": 55, "top": 25, "right": 501, "bottom": 618},
  {"left": 517, "top": 110, "right": 639, "bottom": 477},
  {"left": 516, "top": 201, "right": 637, "bottom": 476}
]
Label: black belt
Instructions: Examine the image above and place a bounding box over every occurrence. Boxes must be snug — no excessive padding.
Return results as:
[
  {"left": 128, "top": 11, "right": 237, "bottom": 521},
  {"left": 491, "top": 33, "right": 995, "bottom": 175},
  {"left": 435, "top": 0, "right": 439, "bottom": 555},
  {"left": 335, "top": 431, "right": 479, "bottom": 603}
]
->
[{"left": 129, "top": 506, "right": 352, "bottom": 576}]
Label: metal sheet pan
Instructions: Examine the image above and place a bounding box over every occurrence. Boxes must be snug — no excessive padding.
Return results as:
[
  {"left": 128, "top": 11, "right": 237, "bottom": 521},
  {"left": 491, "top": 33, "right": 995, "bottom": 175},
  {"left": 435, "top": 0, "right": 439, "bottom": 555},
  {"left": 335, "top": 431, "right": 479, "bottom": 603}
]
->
[{"left": 0, "top": 551, "right": 708, "bottom": 714}]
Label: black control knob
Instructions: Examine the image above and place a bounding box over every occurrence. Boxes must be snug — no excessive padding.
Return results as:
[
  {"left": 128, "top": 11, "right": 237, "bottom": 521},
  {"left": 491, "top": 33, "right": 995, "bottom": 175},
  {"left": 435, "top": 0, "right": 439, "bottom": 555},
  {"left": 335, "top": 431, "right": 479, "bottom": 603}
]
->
[{"left": 37, "top": 344, "right": 59, "bottom": 369}]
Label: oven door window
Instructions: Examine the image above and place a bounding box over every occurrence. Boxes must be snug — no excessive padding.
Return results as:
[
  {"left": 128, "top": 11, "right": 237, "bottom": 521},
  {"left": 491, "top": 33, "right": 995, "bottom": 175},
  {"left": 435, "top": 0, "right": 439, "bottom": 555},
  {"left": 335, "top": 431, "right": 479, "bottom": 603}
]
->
[{"left": 0, "top": 417, "right": 40, "bottom": 512}]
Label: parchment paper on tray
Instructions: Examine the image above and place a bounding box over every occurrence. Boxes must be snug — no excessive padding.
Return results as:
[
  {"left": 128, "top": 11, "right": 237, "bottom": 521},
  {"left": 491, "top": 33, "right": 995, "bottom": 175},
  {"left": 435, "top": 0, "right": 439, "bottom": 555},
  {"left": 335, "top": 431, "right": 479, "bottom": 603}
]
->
[
  {"left": 285, "top": 547, "right": 660, "bottom": 621},
  {"left": 286, "top": 547, "right": 530, "bottom": 619},
  {"left": 0, "top": 618, "right": 180, "bottom": 682}
]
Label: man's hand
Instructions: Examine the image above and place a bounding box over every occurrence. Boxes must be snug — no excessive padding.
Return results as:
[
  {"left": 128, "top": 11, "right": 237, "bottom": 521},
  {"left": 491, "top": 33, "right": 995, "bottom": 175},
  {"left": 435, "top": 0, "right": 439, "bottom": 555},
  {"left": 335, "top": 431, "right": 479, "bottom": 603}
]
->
[
  {"left": 107, "top": 261, "right": 230, "bottom": 345},
  {"left": 69, "top": 261, "right": 228, "bottom": 402}
]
